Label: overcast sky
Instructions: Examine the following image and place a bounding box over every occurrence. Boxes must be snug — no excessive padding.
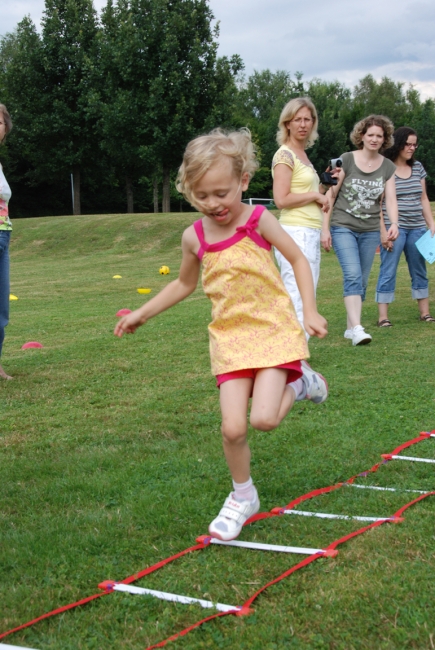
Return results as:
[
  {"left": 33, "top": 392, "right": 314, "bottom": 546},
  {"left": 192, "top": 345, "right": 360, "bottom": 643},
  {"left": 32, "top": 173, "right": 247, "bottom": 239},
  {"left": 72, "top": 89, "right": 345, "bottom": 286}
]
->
[{"left": 2, "top": 0, "right": 434, "bottom": 99}]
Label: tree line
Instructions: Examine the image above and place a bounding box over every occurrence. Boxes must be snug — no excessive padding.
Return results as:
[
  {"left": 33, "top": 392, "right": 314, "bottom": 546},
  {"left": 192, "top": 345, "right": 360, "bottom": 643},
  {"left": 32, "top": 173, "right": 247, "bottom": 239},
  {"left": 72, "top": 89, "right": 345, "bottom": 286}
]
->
[{"left": 1, "top": 0, "right": 435, "bottom": 218}]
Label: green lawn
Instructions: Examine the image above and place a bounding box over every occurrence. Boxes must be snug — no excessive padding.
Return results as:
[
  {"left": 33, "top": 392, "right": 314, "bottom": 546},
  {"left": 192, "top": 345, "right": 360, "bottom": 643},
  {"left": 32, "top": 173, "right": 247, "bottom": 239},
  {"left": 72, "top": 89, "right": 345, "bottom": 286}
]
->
[{"left": 1, "top": 211, "right": 435, "bottom": 650}]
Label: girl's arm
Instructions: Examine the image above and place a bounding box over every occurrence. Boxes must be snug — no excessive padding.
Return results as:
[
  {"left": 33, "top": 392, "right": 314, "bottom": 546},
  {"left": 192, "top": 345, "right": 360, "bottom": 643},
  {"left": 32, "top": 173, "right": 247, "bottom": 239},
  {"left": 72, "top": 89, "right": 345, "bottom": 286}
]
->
[
  {"left": 114, "top": 226, "right": 200, "bottom": 337},
  {"left": 384, "top": 176, "right": 399, "bottom": 241},
  {"left": 273, "top": 163, "right": 328, "bottom": 210},
  {"left": 259, "top": 211, "right": 328, "bottom": 338},
  {"left": 421, "top": 178, "right": 435, "bottom": 236}
]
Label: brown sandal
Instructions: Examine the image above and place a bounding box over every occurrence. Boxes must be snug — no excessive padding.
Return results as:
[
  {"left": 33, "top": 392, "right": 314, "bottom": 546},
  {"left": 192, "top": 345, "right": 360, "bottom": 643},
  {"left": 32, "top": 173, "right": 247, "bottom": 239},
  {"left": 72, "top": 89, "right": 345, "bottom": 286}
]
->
[
  {"left": 377, "top": 319, "right": 392, "bottom": 327},
  {"left": 419, "top": 314, "right": 435, "bottom": 322}
]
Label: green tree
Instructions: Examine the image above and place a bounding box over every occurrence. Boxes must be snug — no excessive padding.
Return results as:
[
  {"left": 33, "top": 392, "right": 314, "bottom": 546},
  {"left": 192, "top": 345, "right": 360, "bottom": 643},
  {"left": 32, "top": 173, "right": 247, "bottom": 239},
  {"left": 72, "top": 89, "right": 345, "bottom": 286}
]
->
[
  {"left": 95, "top": 0, "right": 241, "bottom": 213},
  {"left": 305, "top": 78, "right": 351, "bottom": 171},
  {"left": 39, "top": 0, "right": 101, "bottom": 214},
  {"left": 413, "top": 99, "right": 435, "bottom": 199}
]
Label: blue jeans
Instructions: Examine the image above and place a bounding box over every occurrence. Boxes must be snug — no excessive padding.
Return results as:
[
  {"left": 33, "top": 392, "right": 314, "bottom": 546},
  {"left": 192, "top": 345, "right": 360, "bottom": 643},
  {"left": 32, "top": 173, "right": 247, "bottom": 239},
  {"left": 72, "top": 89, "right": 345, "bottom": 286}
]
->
[
  {"left": 375, "top": 227, "right": 428, "bottom": 303},
  {"left": 331, "top": 227, "right": 380, "bottom": 300},
  {"left": 0, "top": 230, "right": 11, "bottom": 358}
]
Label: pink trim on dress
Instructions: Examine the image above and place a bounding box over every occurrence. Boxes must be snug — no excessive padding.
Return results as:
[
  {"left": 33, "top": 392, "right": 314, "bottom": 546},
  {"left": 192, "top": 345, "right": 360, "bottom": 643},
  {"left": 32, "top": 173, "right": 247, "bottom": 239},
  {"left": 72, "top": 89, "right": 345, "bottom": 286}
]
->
[{"left": 193, "top": 205, "right": 271, "bottom": 259}]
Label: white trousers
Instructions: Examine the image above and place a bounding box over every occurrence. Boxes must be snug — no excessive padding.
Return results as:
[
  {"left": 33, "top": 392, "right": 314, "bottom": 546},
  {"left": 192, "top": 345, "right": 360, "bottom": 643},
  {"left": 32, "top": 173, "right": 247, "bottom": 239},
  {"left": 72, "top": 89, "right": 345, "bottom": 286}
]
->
[{"left": 274, "top": 225, "right": 321, "bottom": 339}]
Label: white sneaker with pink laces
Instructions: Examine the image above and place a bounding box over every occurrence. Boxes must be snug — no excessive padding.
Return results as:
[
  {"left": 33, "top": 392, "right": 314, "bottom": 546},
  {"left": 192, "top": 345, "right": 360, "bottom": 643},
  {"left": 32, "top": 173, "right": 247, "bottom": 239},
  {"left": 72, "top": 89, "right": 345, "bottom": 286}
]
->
[{"left": 208, "top": 492, "right": 260, "bottom": 541}]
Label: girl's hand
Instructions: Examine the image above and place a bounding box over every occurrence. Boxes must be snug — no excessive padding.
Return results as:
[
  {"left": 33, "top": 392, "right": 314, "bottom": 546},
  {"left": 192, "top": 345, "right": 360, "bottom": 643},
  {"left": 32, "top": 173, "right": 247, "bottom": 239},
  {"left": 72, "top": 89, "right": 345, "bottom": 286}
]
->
[
  {"left": 320, "top": 228, "right": 332, "bottom": 252},
  {"left": 303, "top": 311, "right": 328, "bottom": 339},
  {"left": 387, "top": 223, "right": 399, "bottom": 241},
  {"left": 114, "top": 309, "right": 146, "bottom": 337},
  {"left": 430, "top": 224, "right": 435, "bottom": 237}
]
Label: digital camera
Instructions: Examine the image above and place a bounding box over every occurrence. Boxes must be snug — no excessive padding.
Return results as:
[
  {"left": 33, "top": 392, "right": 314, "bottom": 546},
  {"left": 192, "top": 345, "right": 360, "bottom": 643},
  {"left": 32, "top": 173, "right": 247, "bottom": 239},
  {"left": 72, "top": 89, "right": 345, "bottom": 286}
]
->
[{"left": 320, "top": 157, "right": 343, "bottom": 186}]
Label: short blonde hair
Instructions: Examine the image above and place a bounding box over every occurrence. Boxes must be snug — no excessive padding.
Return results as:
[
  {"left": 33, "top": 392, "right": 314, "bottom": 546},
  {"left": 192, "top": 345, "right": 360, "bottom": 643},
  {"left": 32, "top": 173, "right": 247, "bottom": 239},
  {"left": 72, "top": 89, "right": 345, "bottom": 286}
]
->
[
  {"left": 176, "top": 128, "right": 259, "bottom": 207},
  {"left": 276, "top": 97, "right": 319, "bottom": 148},
  {"left": 350, "top": 114, "right": 394, "bottom": 150},
  {"left": 0, "top": 103, "right": 13, "bottom": 135}
]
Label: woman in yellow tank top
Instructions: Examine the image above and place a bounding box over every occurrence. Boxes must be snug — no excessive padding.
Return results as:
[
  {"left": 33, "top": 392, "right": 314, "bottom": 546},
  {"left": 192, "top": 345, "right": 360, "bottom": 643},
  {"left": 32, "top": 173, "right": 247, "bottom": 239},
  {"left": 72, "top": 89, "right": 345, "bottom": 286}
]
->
[{"left": 272, "top": 98, "right": 328, "bottom": 337}]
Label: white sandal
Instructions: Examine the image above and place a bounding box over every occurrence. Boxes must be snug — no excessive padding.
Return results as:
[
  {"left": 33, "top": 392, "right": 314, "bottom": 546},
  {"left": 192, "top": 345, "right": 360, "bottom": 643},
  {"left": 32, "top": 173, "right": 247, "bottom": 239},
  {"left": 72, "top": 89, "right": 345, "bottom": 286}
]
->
[{"left": 208, "top": 492, "right": 260, "bottom": 541}]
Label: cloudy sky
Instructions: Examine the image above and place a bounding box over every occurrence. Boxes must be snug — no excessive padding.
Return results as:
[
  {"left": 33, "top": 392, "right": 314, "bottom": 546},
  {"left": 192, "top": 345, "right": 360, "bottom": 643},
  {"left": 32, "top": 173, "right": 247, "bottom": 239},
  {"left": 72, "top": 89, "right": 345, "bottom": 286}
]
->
[{"left": 2, "top": 0, "right": 434, "bottom": 99}]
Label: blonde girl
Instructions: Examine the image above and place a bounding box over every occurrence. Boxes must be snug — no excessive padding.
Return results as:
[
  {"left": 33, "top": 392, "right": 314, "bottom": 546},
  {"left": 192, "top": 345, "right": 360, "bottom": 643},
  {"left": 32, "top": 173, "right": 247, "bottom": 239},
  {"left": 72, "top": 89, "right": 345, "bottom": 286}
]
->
[{"left": 115, "top": 129, "right": 328, "bottom": 541}]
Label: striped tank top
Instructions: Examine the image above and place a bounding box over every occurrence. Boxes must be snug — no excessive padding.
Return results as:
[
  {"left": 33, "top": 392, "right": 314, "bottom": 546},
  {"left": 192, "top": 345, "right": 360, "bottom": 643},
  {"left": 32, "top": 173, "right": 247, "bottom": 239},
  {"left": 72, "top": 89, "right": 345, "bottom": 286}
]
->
[{"left": 382, "top": 161, "right": 427, "bottom": 229}]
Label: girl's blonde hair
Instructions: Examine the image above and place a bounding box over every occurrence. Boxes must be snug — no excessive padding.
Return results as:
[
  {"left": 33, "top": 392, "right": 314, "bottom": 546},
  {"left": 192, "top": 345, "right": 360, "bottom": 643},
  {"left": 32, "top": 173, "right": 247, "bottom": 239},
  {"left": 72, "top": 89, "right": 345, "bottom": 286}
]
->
[
  {"left": 0, "top": 103, "right": 13, "bottom": 136},
  {"left": 350, "top": 114, "right": 394, "bottom": 150},
  {"left": 176, "top": 128, "right": 259, "bottom": 206},
  {"left": 276, "top": 97, "right": 319, "bottom": 148}
]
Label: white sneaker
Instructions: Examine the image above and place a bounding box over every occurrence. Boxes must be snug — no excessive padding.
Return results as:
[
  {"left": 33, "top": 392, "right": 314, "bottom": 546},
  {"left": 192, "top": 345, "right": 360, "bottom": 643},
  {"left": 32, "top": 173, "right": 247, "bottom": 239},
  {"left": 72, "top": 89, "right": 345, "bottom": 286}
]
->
[
  {"left": 351, "top": 325, "right": 372, "bottom": 346},
  {"left": 344, "top": 329, "right": 352, "bottom": 339},
  {"left": 208, "top": 492, "right": 260, "bottom": 541},
  {"left": 300, "top": 360, "right": 328, "bottom": 404}
]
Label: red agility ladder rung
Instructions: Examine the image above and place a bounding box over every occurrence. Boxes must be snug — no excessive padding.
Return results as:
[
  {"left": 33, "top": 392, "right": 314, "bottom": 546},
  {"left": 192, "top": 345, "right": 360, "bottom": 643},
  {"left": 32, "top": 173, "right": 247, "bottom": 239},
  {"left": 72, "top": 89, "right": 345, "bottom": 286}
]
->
[
  {"left": 99, "top": 581, "right": 242, "bottom": 613},
  {"left": 282, "top": 509, "right": 392, "bottom": 522},
  {"left": 197, "top": 537, "right": 335, "bottom": 556},
  {"left": 348, "top": 484, "right": 428, "bottom": 495},
  {"left": 384, "top": 454, "right": 435, "bottom": 464},
  {"left": 0, "top": 645, "right": 40, "bottom": 650}
]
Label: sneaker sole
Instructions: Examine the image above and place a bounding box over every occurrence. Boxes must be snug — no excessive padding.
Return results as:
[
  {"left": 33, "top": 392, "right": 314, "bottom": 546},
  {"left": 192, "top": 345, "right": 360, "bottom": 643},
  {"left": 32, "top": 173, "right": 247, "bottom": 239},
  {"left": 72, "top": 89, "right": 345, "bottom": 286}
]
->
[
  {"left": 301, "top": 360, "right": 328, "bottom": 404},
  {"left": 353, "top": 337, "right": 372, "bottom": 346}
]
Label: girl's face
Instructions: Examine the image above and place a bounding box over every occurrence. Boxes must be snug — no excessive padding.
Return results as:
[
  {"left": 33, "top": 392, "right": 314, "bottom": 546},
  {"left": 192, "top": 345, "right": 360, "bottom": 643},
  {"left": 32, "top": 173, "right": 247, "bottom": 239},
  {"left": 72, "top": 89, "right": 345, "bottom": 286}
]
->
[
  {"left": 285, "top": 106, "right": 314, "bottom": 143},
  {"left": 192, "top": 157, "right": 249, "bottom": 225},
  {"left": 399, "top": 134, "right": 418, "bottom": 161},
  {"left": 361, "top": 125, "right": 385, "bottom": 152}
]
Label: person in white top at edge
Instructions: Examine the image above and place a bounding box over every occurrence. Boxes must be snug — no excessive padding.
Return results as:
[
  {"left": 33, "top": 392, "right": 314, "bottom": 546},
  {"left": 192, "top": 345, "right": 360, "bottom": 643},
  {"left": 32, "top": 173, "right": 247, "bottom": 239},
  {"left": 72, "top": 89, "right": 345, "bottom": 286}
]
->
[
  {"left": 272, "top": 98, "right": 329, "bottom": 339},
  {"left": 0, "top": 103, "right": 13, "bottom": 380},
  {"left": 321, "top": 115, "right": 399, "bottom": 346}
]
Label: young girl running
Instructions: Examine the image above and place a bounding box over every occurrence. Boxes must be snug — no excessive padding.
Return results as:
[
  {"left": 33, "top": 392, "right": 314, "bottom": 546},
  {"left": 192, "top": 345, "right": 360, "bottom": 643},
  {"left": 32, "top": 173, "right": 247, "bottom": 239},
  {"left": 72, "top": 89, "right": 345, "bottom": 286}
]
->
[{"left": 114, "top": 129, "right": 328, "bottom": 541}]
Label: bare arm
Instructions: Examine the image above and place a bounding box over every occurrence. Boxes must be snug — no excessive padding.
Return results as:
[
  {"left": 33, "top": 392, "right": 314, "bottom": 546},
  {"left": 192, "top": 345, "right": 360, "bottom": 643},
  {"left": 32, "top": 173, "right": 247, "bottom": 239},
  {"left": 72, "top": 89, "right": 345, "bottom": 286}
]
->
[
  {"left": 384, "top": 176, "right": 399, "bottom": 241},
  {"left": 379, "top": 206, "right": 393, "bottom": 251},
  {"left": 259, "top": 211, "right": 327, "bottom": 338},
  {"left": 421, "top": 178, "right": 435, "bottom": 236},
  {"left": 273, "top": 163, "right": 328, "bottom": 211},
  {"left": 320, "top": 169, "right": 345, "bottom": 252},
  {"left": 114, "top": 226, "right": 200, "bottom": 336}
]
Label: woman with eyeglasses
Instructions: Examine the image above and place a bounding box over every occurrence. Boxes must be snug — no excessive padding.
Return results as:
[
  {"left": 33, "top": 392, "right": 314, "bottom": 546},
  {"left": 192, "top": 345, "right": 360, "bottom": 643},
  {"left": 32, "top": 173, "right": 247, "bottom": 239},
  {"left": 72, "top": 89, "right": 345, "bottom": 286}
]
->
[
  {"left": 376, "top": 126, "right": 435, "bottom": 326},
  {"left": 272, "top": 97, "right": 328, "bottom": 337},
  {"left": 0, "top": 103, "right": 13, "bottom": 379}
]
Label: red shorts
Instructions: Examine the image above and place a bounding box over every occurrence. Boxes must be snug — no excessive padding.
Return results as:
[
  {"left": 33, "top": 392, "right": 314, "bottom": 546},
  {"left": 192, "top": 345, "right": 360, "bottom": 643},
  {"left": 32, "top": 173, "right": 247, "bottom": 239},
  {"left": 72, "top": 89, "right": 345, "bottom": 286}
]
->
[{"left": 216, "top": 360, "right": 303, "bottom": 388}]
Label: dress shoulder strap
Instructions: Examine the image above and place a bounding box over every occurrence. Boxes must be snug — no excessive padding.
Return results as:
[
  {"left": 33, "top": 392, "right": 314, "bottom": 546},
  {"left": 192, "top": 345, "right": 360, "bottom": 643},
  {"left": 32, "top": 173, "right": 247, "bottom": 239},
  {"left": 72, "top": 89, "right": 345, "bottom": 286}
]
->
[
  {"left": 235, "top": 205, "right": 270, "bottom": 250},
  {"left": 193, "top": 219, "right": 206, "bottom": 260}
]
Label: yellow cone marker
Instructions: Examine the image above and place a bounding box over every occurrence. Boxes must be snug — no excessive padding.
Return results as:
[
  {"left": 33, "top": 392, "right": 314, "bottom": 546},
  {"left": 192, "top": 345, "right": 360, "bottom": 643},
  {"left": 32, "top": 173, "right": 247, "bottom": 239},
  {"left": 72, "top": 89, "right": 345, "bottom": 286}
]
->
[
  {"left": 9, "top": 294, "right": 18, "bottom": 300},
  {"left": 113, "top": 275, "right": 122, "bottom": 279},
  {"left": 137, "top": 288, "right": 152, "bottom": 294}
]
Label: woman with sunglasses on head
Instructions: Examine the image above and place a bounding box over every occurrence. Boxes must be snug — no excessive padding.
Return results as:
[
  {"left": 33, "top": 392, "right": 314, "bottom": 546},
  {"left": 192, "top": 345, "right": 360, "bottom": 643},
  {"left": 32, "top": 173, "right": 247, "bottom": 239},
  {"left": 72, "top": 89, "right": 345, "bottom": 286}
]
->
[
  {"left": 272, "top": 97, "right": 329, "bottom": 338},
  {"left": 376, "top": 126, "right": 435, "bottom": 326},
  {"left": 0, "top": 103, "right": 13, "bottom": 379}
]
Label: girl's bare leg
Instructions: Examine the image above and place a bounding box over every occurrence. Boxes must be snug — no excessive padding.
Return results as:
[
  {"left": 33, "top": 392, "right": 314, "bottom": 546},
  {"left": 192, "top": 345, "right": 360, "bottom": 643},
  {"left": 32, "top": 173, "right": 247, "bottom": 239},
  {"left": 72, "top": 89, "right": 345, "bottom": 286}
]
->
[
  {"left": 219, "top": 377, "right": 253, "bottom": 484},
  {"left": 250, "top": 368, "right": 295, "bottom": 431}
]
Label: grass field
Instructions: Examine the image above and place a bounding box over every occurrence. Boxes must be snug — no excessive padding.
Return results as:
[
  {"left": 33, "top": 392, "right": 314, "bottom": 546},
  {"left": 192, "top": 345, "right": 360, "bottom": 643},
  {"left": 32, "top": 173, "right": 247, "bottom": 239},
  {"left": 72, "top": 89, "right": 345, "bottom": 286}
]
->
[{"left": 1, "top": 211, "right": 435, "bottom": 650}]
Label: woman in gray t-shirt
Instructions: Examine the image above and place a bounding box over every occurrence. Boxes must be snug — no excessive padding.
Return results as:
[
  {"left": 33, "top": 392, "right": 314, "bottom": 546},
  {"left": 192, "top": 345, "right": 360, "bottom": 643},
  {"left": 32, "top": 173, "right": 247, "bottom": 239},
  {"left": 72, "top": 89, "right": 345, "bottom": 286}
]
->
[{"left": 322, "top": 115, "right": 399, "bottom": 346}]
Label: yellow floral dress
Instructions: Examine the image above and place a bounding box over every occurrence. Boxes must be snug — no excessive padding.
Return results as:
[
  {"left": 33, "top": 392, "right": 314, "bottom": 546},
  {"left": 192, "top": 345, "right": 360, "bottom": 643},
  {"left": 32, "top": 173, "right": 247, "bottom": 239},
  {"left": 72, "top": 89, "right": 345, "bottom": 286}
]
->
[{"left": 194, "top": 205, "right": 308, "bottom": 376}]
